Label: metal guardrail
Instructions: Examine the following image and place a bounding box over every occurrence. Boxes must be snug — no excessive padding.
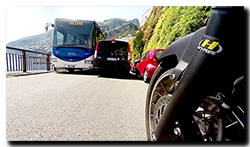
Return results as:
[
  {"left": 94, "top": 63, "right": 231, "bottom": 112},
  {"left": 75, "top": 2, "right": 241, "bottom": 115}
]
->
[{"left": 6, "top": 46, "right": 52, "bottom": 72}]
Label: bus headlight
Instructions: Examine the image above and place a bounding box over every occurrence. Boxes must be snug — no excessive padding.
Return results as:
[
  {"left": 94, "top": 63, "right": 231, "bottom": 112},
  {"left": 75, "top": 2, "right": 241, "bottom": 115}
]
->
[
  {"left": 85, "top": 60, "right": 93, "bottom": 64},
  {"left": 52, "top": 58, "right": 57, "bottom": 62}
]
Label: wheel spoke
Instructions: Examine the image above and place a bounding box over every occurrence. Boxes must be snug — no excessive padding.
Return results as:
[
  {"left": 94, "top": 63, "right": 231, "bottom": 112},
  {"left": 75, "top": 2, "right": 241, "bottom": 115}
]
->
[
  {"left": 160, "top": 82, "right": 168, "bottom": 94},
  {"left": 154, "top": 90, "right": 162, "bottom": 97}
]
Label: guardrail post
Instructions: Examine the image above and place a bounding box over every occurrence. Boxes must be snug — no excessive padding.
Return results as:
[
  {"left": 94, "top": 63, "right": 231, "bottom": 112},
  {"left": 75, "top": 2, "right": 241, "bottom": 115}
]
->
[
  {"left": 22, "top": 51, "right": 26, "bottom": 72},
  {"left": 47, "top": 54, "right": 50, "bottom": 71}
]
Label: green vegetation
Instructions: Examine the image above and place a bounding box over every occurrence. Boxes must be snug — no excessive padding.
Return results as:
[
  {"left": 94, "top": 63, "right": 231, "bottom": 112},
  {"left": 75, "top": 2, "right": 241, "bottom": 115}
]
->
[
  {"left": 141, "top": 6, "right": 163, "bottom": 52},
  {"left": 132, "top": 31, "right": 144, "bottom": 60},
  {"left": 129, "top": 6, "right": 211, "bottom": 62},
  {"left": 129, "top": 6, "right": 163, "bottom": 62}
]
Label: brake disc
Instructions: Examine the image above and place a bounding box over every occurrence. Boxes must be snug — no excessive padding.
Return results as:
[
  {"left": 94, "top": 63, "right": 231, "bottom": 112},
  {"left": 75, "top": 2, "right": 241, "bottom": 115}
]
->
[{"left": 153, "top": 94, "right": 172, "bottom": 129}]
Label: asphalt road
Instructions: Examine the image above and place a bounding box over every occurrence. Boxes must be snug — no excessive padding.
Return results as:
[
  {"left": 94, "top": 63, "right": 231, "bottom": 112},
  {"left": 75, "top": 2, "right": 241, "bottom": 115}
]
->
[{"left": 6, "top": 70, "right": 148, "bottom": 141}]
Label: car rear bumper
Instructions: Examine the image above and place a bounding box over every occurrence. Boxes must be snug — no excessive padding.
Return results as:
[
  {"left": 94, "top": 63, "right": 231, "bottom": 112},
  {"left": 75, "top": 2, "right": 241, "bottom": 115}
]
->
[{"left": 94, "top": 61, "right": 130, "bottom": 71}]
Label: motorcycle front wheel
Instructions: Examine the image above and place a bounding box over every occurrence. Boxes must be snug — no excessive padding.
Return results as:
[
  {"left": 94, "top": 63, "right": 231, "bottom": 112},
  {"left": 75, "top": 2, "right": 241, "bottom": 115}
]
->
[
  {"left": 145, "top": 63, "right": 244, "bottom": 141},
  {"left": 145, "top": 65, "right": 216, "bottom": 141}
]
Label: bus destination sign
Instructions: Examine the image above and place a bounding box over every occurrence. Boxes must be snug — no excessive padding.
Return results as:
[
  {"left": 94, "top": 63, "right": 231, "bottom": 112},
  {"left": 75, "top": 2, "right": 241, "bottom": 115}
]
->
[{"left": 68, "top": 22, "right": 83, "bottom": 26}]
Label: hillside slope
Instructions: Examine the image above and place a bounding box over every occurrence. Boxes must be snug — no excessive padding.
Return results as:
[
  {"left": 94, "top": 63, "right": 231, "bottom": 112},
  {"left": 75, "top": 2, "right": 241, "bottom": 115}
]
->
[
  {"left": 97, "top": 18, "right": 127, "bottom": 32},
  {"left": 129, "top": 6, "right": 211, "bottom": 61},
  {"left": 7, "top": 29, "right": 53, "bottom": 53},
  {"left": 104, "top": 22, "right": 139, "bottom": 39},
  {"left": 97, "top": 18, "right": 139, "bottom": 39}
]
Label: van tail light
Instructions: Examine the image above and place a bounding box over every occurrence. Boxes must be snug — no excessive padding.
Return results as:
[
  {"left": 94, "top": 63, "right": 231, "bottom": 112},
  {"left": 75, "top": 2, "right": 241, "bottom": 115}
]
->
[
  {"left": 94, "top": 42, "right": 99, "bottom": 61},
  {"left": 127, "top": 43, "right": 131, "bottom": 63}
]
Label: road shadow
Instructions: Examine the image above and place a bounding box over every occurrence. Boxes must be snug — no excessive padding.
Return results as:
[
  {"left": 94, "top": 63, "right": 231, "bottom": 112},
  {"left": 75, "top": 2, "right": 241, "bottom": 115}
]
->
[{"left": 55, "top": 69, "right": 142, "bottom": 81}]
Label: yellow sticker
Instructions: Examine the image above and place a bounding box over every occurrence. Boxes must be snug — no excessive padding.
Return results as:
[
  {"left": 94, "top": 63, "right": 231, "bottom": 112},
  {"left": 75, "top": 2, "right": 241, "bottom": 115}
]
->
[
  {"left": 200, "top": 39, "right": 219, "bottom": 50},
  {"left": 197, "top": 39, "right": 222, "bottom": 55}
]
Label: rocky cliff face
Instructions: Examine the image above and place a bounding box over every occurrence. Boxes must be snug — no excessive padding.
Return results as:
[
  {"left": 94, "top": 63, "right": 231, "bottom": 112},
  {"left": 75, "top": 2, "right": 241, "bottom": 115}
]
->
[
  {"left": 104, "top": 22, "right": 139, "bottom": 39},
  {"left": 97, "top": 18, "right": 139, "bottom": 39},
  {"left": 97, "top": 18, "right": 127, "bottom": 32},
  {"left": 130, "top": 18, "right": 139, "bottom": 26}
]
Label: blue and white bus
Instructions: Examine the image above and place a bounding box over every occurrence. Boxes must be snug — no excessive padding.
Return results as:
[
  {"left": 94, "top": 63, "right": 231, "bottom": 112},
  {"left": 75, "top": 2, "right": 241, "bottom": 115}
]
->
[{"left": 46, "top": 18, "right": 105, "bottom": 72}]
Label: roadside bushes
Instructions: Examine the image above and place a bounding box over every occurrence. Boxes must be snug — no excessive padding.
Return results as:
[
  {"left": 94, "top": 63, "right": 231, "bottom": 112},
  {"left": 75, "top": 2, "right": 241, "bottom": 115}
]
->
[
  {"left": 130, "top": 6, "right": 163, "bottom": 62},
  {"left": 129, "top": 6, "right": 211, "bottom": 63},
  {"left": 144, "top": 6, "right": 211, "bottom": 52},
  {"left": 131, "top": 31, "right": 144, "bottom": 61}
]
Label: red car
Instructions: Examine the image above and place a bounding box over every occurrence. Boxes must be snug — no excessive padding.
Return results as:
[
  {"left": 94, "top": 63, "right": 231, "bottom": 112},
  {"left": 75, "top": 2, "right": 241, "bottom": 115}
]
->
[{"left": 130, "top": 49, "right": 164, "bottom": 83}]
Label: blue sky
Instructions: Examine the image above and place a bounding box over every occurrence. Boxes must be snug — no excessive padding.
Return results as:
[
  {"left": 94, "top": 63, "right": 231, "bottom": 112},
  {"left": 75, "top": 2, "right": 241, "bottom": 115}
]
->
[{"left": 6, "top": 6, "right": 151, "bottom": 44}]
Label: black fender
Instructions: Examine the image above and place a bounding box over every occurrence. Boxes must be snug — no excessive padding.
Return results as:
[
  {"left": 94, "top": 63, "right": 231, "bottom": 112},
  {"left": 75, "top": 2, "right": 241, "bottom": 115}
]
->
[
  {"left": 158, "top": 27, "right": 207, "bottom": 63},
  {"left": 157, "top": 27, "right": 206, "bottom": 80}
]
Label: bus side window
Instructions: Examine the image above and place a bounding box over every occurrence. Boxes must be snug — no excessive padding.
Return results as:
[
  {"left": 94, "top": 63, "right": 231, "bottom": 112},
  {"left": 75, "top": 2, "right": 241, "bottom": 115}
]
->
[
  {"left": 96, "top": 29, "right": 100, "bottom": 38},
  {"left": 95, "top": 29, "right": 99, "bottom": 43},
  {"left": 95, "top": 29, "right": 100, "bottom": 48},
  {"left": 94, "top": 25, "right": 105, "bottom": 48},
  {"left": 92, "top": 28, "right": 97, "bottom": 48}
]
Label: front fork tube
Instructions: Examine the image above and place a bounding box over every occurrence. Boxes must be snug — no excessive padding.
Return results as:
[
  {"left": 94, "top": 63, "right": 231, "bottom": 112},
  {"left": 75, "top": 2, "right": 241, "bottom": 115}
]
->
[{"left": 155, "top": 49, "right": 213, "bottom": 141}]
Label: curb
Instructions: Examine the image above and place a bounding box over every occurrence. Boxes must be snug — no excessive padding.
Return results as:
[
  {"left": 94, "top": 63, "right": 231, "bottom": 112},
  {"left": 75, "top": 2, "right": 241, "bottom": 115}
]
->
[{"left": 6, "top": 71, "right": 55, "bottom": 78}]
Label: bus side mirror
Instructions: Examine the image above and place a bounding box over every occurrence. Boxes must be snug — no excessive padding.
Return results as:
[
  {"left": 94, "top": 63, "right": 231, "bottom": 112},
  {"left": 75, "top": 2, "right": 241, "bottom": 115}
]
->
[
  {"left": 45, "top": 23, "right": 54, "bottom": 32},
  {"left": 45, "top": 26, "right": 48, "bottom": 32}
]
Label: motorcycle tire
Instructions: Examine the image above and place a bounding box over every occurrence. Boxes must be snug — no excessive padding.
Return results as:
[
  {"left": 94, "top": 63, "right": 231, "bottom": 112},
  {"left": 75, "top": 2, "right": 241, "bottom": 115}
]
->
[{"left": 145, "top": 62, "right": 174, "bottom": 140}]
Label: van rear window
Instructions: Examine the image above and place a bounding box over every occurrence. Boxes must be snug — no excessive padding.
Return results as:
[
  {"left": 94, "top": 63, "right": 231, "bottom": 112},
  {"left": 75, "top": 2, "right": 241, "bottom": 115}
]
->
[{"left": 97, "top": 41, "right": 128, "bottom": 54}]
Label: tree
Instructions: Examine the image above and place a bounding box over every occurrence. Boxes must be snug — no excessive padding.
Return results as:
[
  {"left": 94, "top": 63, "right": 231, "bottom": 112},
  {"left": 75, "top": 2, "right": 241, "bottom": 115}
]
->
[{"left": 132, "top": 31, "right": 145, "bottom": 60}]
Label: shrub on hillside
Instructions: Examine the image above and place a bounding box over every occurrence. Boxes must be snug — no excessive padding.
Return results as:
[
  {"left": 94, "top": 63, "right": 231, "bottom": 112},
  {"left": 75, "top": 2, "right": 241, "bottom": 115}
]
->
[{"left": 145, "top": 6, "right": 211, "bottom": 52}]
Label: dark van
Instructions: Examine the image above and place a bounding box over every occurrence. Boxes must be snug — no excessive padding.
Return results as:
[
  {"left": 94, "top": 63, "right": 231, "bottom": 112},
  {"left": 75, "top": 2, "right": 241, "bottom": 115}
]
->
[{"left": 93, "top": 39, "right": 130, "bottom": 74}]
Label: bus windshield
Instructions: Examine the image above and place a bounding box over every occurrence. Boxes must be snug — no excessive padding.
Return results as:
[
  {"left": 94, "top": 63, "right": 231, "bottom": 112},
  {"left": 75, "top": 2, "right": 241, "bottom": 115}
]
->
[{"left": 53, "top": 19, "right": 94, "bottom": 49}]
